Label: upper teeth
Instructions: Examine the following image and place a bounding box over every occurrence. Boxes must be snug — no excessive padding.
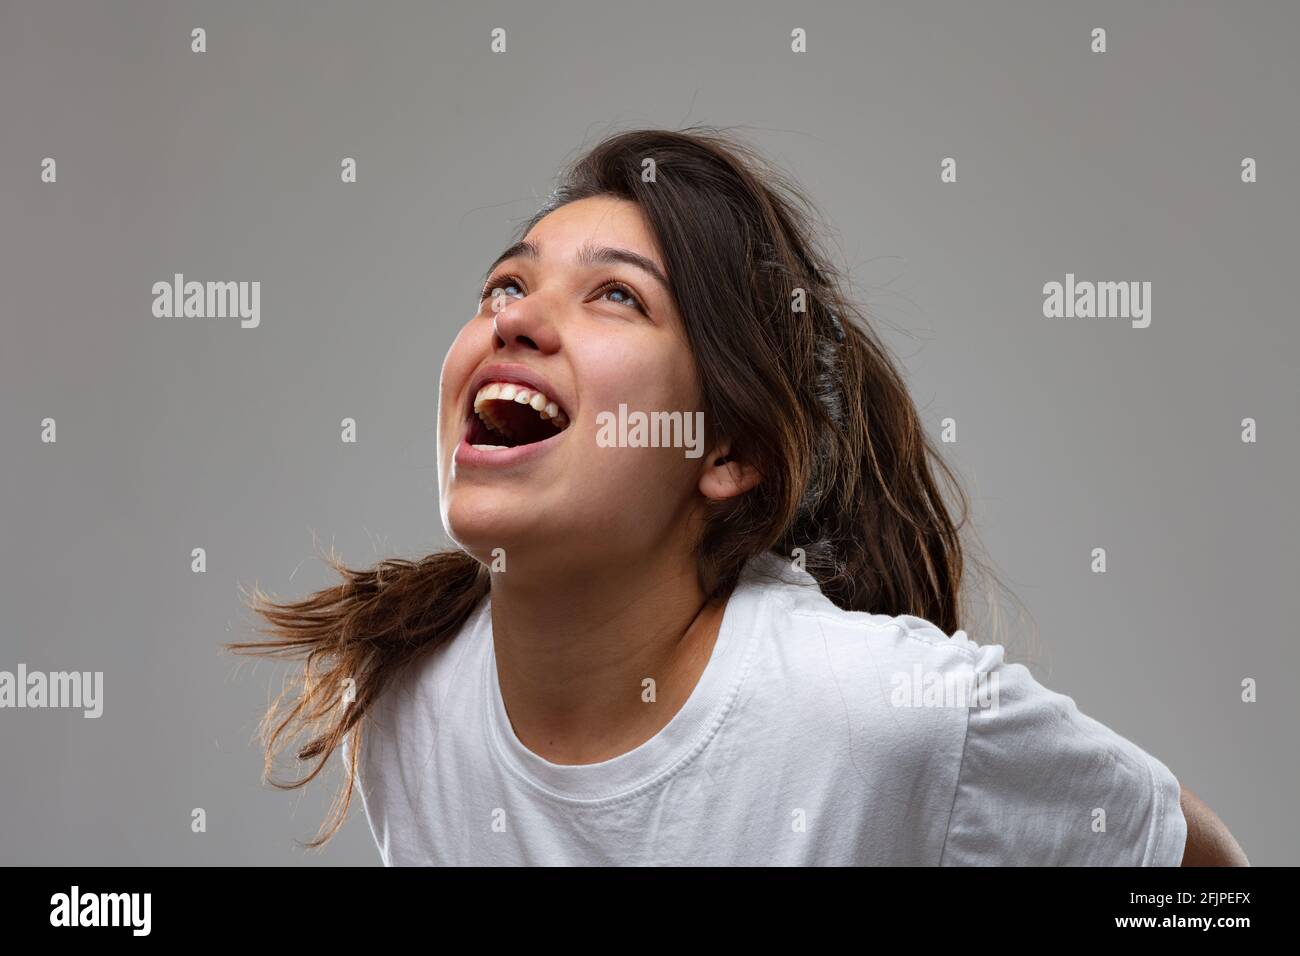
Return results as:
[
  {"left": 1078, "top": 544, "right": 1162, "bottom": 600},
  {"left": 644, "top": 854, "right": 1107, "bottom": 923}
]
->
[{"left": 473, "top": 382, "right": 569, "bottom": 433}]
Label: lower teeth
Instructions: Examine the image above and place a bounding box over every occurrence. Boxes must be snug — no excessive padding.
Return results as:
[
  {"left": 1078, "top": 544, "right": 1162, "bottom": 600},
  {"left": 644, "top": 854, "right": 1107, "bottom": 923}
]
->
[{"left": 471, "top": 444, "right": 510, "bottom": 451}]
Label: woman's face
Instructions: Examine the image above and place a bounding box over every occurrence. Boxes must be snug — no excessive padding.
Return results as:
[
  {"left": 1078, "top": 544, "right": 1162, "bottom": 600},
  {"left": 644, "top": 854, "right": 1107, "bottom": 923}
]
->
[{"left": 437, "top": 195, "right": 714, "bottom": 570}]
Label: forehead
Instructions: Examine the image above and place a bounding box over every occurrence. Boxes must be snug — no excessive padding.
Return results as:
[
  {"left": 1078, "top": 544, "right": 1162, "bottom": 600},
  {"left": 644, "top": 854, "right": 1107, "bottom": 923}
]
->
[{"left": 524, "top": 196, "right": 663, "bottom": 267}]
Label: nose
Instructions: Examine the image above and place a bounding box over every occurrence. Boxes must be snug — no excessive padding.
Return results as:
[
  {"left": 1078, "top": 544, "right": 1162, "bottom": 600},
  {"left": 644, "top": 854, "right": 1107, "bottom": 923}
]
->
[{"left": 490, "top": 291, "right": 561, "bottom": 354}]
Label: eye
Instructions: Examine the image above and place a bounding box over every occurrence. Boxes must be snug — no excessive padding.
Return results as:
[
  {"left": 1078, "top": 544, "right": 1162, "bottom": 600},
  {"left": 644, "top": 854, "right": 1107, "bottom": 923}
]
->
[
  {"left": 479, "top": 273, "right": 525, "bottom": 306},
  {"left": 591, "top": 278, "right": 647, "bottom": 315},
  {"left": 478, "top": 273, "right": 648, "bottom": 316}
]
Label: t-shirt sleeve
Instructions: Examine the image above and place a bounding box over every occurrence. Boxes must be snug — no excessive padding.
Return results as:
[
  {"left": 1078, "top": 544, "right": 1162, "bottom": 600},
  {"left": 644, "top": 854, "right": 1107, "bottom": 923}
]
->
[{"left": 939, "top": 640, "right": 1187, "bottom": 866}]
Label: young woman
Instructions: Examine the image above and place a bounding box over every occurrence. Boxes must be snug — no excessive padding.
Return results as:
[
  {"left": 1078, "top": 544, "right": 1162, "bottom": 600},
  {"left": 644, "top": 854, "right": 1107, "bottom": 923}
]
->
[{"left": 231, "top": 127, "right": 1246, "bottom": 866}]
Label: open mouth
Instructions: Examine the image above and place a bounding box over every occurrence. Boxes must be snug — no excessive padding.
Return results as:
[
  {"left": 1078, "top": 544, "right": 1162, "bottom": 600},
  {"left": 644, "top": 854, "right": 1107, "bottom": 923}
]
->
[{"left": 465, "top": 382, "right": 571, "bottom": 450}]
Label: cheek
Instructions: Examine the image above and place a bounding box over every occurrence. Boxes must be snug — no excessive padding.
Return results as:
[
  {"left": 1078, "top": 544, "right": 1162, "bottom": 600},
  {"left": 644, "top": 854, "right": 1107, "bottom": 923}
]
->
[
  {"left": 438, "top": 322, "right": 487, "bottom": 420},
  {"left": 578, "top": 341, "right": 703, "bottom": 454},
  {"left": 440, "top": 323, "right": 478, "bottom": 388},
  {"left": 610, "top": 447, "right": 701, "bottom": 502},
  {"left": 577, "top": 385, "right": 707, "bottom": 509},
  {"left": 558, "top": 445, "right": 701, "bottom": 556},
  {"left": 580, "top": 337, "right": 698, "bottom": 416}
]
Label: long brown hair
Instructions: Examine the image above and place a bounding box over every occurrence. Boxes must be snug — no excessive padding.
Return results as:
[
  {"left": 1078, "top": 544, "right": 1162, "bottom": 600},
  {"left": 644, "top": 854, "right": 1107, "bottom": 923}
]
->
[{"left": 228, "top": 125, "right": 1021, "bottom": 848}]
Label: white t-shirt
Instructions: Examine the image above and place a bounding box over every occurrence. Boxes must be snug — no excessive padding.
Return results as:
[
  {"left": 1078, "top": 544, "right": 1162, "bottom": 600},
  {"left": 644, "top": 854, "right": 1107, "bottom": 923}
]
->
[{"left": 349, "top": 551, "right": 1186, "bottom": 865}]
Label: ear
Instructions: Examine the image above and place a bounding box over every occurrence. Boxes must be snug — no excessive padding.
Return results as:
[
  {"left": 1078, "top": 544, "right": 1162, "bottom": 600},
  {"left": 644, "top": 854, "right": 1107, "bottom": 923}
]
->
[{"left": 698, "top": 441, "right": 762, "bottom": 501}]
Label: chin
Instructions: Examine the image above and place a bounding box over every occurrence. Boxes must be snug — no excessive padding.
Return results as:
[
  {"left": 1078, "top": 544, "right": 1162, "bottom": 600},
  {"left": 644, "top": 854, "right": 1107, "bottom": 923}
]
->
[{"left": 441, "top": 491, "right": 551, "bottom": 563}]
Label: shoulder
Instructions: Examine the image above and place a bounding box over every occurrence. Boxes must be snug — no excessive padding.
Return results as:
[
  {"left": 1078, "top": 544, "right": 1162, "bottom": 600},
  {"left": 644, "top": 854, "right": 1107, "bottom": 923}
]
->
[
  {"left": 741, "top": 551, "right": 985, "bottom": 693},
  {"left": 741, "top": 552, "right": 1186, "bottom": 866},
  {"left": 737, "top": 552, "right": 982, "bottom": 774}
]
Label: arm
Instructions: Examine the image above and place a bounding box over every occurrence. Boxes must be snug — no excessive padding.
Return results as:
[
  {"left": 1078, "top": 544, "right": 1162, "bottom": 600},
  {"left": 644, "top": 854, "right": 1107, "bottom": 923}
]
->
[{"left": 1179, "top": 786, "right": 1249, "bottom": 866}]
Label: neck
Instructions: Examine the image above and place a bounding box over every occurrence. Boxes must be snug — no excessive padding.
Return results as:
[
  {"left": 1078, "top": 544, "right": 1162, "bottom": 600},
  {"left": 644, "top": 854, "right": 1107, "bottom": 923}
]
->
[{"left": 487, "top": 547, "right": 726, "bottom": 765}]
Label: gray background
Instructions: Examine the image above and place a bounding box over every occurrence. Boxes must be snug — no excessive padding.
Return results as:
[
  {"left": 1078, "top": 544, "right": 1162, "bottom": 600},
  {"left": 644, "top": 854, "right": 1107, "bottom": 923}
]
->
[{"left": 1, "top": 0, "right": 1296, "bottom": 865}]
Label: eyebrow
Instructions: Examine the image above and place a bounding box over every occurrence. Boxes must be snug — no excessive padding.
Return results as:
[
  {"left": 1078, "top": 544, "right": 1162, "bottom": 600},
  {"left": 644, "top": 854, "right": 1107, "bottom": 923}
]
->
[{"left": 482, "top": 239, "right": 671, "bottom": 295}]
